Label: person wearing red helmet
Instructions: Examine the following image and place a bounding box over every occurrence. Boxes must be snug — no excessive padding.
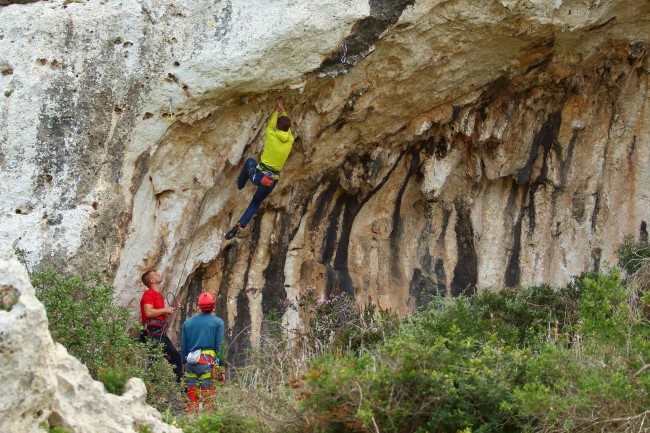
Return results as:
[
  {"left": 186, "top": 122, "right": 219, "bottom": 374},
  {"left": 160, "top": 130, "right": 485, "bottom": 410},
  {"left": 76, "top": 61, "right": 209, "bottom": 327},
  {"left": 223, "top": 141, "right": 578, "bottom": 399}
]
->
[{"left": 181, "top": 291, "right": 225, "bottom": 413}]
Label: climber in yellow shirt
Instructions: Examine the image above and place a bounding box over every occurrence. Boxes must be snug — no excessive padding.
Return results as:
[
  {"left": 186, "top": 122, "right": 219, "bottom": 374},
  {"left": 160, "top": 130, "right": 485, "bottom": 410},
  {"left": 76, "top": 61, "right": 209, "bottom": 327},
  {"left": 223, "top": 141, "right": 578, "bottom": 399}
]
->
[{"left": 225, "top": 98, "right": 294, "bottom": 240}]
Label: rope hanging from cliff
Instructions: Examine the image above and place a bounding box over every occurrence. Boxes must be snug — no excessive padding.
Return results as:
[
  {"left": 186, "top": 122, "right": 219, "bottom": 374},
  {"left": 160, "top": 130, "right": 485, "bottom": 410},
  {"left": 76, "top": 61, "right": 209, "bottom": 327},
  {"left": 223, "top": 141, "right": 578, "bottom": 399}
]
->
[
  {"left": 156, "top": 191, "right": 210, "bottom": 339},
  {"left": 165, "top": 103, "right": 282, "bottom": 305},
  {"left": 172, "top": 191, "right": 211, "bottom": 299}
]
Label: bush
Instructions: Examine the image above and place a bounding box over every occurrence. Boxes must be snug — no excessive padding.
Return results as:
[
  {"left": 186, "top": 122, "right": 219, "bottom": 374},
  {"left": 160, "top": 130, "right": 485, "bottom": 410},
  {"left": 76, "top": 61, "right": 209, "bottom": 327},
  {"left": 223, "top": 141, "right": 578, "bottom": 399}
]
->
[
  {"left": 299, "top": 303, "right": 530, "bottom": 433},
  {"left": 32, "top": 268, "right": 134, "bottom": 377},
  {"left": 617, "top": 236, "right": 650, "bottom": 276},
  {"left": 515, "top": 270, "right": 650, "bottom": 433},
  {"left": 296, "top": 272, "right": 650, "bottom": 433},
  {"left": 31, "top": 268, "right": 180, "bottom": 409},
  {"left": 179, "top": 410, "right": 259, "bottom": 433},
  {"left": 98, "top": 364, "right": 129, "bottom": 396},
  {"left": 289, "top": 286, "right": 399, "bottom": 356}
]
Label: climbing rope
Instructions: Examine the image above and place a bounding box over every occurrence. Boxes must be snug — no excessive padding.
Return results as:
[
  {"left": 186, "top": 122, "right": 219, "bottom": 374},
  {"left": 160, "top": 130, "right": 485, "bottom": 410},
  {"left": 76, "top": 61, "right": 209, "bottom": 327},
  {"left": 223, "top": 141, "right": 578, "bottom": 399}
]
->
[
  {"left": 166, "top": 191, "right": 211, "bottom": 320},
  {"left": 156, "top": 192, "right": 209, "bottom": 340},
  {"left": 167, "top": 291, "right": 178, "bottom": 309},
  {"left": 341, "top": 43, "right": 348, "bottom": 64},
  {"left": 161, "top": 101, "right": 280, "bottom": 320}
]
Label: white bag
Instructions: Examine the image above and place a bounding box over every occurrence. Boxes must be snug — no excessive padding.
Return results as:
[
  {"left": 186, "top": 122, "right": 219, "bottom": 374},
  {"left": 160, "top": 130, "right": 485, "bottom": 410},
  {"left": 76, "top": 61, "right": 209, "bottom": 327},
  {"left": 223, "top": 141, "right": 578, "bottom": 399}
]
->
[{"left": 187, "top": 349, "right": 201, "bottom": 364}]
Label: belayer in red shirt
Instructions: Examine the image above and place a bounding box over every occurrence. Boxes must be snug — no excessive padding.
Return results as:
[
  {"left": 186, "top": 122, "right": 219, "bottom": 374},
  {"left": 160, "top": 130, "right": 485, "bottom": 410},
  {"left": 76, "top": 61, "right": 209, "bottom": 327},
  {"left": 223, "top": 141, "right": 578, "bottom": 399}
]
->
[{"left": 139, "top": 269, "right": 182, "bottom": 382}]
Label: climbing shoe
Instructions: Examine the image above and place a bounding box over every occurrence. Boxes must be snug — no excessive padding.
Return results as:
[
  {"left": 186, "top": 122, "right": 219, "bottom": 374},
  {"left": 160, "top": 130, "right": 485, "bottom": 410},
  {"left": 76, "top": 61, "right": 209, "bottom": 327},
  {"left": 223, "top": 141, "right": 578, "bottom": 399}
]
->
[{"left": 225, "top": 223, "right": 242, "bottom": 240}]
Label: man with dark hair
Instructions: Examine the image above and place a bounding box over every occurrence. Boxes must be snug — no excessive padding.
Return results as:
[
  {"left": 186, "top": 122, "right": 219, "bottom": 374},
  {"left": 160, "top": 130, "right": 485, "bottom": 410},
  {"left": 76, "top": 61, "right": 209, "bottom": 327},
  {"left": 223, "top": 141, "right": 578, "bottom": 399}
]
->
[
  {"left": 225, "top": 97, "right": 294, "bottom": 240},
  {"left": 181, "top": 292, "right": 225, "bottom": 413},
  {"left": 139, "top": 269, "right": 183, "bottom": 382}
]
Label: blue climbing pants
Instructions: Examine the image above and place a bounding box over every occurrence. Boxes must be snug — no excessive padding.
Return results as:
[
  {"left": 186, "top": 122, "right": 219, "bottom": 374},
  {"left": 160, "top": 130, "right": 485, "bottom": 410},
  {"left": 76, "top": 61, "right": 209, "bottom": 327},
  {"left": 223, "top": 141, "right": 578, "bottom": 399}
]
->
[{"left": 236, "top": 158, "right": 277, "bottom": 228}]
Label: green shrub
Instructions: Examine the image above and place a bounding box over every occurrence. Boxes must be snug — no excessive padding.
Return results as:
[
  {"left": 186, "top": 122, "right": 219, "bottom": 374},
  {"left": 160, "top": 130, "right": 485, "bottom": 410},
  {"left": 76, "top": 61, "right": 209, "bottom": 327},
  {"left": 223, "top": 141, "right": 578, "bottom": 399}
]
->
[
  {"left": 291, "top": 286, "right": 399, "bottom": 356},
  {"left": 515, "top": 270, "right": 650, "bottom": 432},
  {"left": 300, "top": 310, "right": 529, "bottom": 433},
  {"left": 179, "top": 410, "right": 258, "bottom": 433},
  {"left": 32, "top": 268, "right": 133, "bottom": 377},
  {"left": 137, "top": 424, "right": 153, "bottom": 433},
  {"left": 471, "top": 280, "right": 583, "bottom": 344},
  {"left": 31, "top": 268, "right": 181, "bottom": 409},
  {"left": 38, "top": 421, "right": 71, "bottom": 433},
  {"left": 297, "top": 272, "right": 650, "bottom": 433},
  {"left": 617, "top": 236, "right": 650, "bottom": 276},
  {"left": 98, "top": 364, "right": 129, "bottom": 396}
]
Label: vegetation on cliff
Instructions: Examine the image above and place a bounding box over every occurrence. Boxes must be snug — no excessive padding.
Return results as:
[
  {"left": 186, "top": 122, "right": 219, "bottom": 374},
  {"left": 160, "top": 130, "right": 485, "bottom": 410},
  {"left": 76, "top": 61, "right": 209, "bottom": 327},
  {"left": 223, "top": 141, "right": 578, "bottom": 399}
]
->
[
  {"left": 27, "top": 238, "right": 650, "bottom": 433},
  {"left": 29, "top": 268, "right": 180, "bottom": 412}
]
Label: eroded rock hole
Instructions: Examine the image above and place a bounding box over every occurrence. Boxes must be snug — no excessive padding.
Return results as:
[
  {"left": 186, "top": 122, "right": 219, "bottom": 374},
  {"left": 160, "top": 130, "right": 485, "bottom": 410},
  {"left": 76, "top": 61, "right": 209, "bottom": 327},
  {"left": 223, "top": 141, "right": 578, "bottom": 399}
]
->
[
  {"left": 155, "top": 190, "right": 175, "bottom": 205},
  {"left": 143, "top": 112, "right": 154, "bottom": 120},
  {"left": 0, "top": 286, "right": 19, "bottom": 312}
]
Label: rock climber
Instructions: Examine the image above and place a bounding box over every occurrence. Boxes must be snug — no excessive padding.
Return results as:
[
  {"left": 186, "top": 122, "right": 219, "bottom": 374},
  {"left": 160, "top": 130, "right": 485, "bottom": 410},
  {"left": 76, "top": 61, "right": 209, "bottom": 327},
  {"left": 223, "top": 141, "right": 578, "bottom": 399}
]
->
[
  {"left": 225, "top": 97, "right": 294, "bottom": 240},
  {"left": 181, "top": 292, "right": 225, "bottom": 413},
  {"left": 138, "top": 269, "right": 183, "bottom": 382}
]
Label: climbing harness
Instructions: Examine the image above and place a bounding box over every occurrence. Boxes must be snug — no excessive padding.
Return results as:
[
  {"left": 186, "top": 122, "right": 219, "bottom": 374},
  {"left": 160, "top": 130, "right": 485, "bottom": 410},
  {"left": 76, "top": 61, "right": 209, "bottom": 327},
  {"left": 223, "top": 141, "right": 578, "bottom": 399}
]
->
[
  {"left": 185, "top": 349, "right": 223, "bottom": 384},
  {"left": 341, "top": 43, "right": 348, "bottom": 64},
  {"left": 143, "top": 319, "right": 167, "bottom": 338},
  {"left": 257, "top": 161, "right": 280, "bottom": 176},
  {"left": 256, "top": 162, "right": 280, "bottom": 183}
]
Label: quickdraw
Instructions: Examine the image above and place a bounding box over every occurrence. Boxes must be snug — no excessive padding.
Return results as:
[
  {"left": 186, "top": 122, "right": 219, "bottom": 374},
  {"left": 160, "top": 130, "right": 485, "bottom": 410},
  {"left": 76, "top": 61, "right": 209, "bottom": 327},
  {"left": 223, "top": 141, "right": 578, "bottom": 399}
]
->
[{"left": 165, "top": 98, "right": 174, "bottom": 122}]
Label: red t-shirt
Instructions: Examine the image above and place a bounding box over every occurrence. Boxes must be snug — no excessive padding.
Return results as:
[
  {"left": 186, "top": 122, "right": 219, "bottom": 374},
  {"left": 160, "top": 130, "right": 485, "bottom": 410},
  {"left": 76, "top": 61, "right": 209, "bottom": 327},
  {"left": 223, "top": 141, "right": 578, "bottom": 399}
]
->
[{"left": 140, "top": 288, "right": 166, "bottom": 323}]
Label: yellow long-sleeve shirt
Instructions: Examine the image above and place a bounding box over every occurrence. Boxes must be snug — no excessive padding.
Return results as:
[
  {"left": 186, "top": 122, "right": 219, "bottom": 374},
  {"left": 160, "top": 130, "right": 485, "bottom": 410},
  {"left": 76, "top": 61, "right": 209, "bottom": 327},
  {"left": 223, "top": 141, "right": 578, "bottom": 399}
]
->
[{"left": 260, "top": 111, "right": 294, "bottom": 172}]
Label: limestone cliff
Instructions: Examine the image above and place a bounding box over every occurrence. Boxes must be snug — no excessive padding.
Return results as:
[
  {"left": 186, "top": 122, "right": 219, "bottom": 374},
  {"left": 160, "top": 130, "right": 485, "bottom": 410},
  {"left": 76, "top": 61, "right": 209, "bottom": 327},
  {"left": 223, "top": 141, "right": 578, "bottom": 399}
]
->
[
  {"left": 1, "top": 0, "right": 649, "bottom": 359},
  {"left": 0, "top": 252, "right": 181, "bottom": 433}
]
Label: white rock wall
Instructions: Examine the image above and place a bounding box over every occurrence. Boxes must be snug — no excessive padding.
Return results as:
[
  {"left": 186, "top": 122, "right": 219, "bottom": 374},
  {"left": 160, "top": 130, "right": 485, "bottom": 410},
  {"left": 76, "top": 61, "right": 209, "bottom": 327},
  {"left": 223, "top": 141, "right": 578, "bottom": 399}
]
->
[
  {"left": 0, "top": 0, "right": 649, "bottom": 356},
  {"left": 0, "top": 252, "right": 181, "bottom": 433},
  {"left": 0, "top": 0, "right": 368, "bottom": 270}
]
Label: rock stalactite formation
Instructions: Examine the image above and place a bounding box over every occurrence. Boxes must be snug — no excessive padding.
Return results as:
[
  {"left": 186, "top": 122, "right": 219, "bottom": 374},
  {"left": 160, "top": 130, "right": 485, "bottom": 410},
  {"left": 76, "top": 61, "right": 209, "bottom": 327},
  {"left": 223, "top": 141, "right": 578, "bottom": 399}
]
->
[{"left": 1, "top": 0, "right": 649, "bottom": 362}]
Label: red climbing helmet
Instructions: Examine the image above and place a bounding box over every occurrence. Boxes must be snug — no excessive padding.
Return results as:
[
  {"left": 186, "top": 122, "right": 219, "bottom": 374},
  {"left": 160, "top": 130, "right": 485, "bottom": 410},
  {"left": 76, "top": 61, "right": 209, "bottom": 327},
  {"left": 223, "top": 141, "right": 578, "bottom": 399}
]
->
[{"left": 198, "top": 292, "right": 216, "bottom": 313}]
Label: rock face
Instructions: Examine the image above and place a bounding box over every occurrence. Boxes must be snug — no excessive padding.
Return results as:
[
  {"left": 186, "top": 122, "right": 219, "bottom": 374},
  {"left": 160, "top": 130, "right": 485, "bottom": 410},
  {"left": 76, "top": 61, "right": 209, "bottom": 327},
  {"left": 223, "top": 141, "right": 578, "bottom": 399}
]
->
[
  {"left": 0, "top": 252, "right": 181, "bottom": 433},
  {"left": 1, "top": 0, "right": 649, "bottom": 359}
]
